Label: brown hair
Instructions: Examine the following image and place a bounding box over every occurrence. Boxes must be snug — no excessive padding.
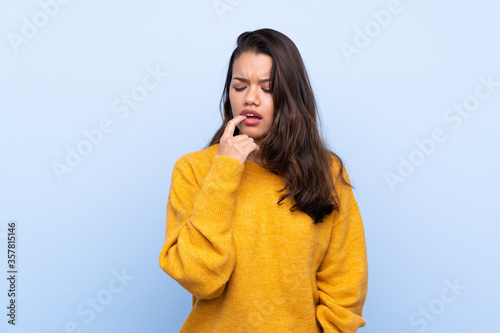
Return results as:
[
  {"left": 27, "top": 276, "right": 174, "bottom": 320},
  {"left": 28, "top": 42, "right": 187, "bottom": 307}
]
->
[{"left": 208, "top": 28, "right": 351, "bottom": 223}]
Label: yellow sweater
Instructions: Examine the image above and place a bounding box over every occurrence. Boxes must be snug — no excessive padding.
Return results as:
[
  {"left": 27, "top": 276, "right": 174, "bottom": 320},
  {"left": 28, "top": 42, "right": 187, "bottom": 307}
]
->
[{"left": 159, "top": 144, "right": 368, "bottom": 332}]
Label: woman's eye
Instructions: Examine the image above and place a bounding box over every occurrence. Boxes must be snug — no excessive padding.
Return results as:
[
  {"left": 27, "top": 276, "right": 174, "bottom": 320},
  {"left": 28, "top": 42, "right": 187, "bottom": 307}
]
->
[{"left": 233, "top": 86, "right": 271, "bottom": 93}]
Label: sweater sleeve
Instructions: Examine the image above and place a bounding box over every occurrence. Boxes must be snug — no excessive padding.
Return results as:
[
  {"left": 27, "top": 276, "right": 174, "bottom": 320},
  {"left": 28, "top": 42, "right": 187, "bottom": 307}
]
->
[
  {"left": 315, "top": 171, "right": 368, "bottom": 333},
  {"left": 158, "top": 153, "right": 245, "bottom": 300}
]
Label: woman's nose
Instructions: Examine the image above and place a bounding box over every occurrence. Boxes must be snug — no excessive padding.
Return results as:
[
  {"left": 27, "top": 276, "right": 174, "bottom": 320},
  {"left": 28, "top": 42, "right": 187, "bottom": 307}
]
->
[{"left": 244, "top": 86, "right": 259, "bottom": 105}]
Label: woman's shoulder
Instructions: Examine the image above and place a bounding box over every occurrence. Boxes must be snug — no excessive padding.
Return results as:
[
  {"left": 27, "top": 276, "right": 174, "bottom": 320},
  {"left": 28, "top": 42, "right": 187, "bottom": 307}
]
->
[
  {"left": 327, "top": 151, "right": 356, "bottom": 204},
  {"left": 328, "top": 152, "right": 349, "bottom": 180},
  {"left": 173, "top": 144, "right": 219, "bottom": 174}
]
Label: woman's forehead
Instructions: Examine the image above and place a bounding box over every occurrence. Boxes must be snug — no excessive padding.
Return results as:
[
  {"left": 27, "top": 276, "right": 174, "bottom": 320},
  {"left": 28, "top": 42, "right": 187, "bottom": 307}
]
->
[{"left": 232, "top": 52, "right": 272, "bottom": 79}]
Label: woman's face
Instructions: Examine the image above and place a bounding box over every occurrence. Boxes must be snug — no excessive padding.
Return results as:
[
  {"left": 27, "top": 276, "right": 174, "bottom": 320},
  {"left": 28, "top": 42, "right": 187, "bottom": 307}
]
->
[{"left": 229, "top": 51, "right": 274, "bottom": 146}]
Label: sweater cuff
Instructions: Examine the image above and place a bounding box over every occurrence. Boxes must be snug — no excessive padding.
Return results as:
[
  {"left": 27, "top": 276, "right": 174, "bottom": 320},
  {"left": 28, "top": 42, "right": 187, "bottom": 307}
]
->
[{"left": 204, "top": 154, "right": 245, "bottom": 192}]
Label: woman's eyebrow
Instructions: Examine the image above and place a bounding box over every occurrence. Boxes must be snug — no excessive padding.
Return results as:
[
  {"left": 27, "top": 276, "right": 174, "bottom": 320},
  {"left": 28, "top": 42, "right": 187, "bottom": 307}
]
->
[{"left": 232, "top": 77, "right": 270, "bottom": 83}]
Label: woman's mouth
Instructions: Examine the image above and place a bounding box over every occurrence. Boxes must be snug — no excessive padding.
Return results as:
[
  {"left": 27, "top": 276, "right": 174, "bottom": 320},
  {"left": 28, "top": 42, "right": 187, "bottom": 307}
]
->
[
  {"left": 241, "top": 110, "right": 262, "bottom": 125},
  {"left": 243, "top": 116, "right": 262, "bottom": 125}
]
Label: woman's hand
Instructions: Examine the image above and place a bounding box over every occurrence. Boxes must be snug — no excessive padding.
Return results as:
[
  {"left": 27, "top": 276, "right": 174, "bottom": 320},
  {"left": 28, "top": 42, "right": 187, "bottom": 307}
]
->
[{"left": 217, "top": 115, "right": 260, "bottom": 164}]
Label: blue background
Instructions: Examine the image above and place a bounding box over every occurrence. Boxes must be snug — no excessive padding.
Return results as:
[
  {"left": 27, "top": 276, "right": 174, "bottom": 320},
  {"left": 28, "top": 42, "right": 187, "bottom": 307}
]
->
[{"left": 1, "top": 0, "right": 499, "bottom": 332}]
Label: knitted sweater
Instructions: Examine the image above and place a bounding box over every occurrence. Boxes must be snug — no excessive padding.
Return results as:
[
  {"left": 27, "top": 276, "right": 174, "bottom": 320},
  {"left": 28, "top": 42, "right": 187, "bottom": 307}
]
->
[{"left": 159, "top": 144, "right": 368, "bottom": 332}]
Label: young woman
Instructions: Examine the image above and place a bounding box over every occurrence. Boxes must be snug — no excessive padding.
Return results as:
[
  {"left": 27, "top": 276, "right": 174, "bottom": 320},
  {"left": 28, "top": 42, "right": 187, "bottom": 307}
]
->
[{"left": 159, "top": 28, "right": 368, "bottom": 332}]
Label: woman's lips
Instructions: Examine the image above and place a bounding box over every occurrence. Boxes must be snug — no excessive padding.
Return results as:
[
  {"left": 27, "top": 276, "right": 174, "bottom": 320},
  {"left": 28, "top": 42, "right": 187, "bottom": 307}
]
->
[
  {"left": 240, "top": 110, "right": 262, "bottom": 125},
  {"left": 244, "top": 117, "right": 262, "bottom": 125},
  {"left": 240, "top": 110, "right": 262, "bottom": 118}
]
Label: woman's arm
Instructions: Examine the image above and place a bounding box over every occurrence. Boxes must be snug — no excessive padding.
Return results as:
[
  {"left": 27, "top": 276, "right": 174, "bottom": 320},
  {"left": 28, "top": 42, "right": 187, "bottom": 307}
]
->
[
  {"left": 158, "top": 153, "right": 245, "bottom": 300},
  {"left": 159, "top": 116, "right": 258, "bottom": 300},
  {"left": 315, "top": 171, "right": 369, "bottom": 333}
]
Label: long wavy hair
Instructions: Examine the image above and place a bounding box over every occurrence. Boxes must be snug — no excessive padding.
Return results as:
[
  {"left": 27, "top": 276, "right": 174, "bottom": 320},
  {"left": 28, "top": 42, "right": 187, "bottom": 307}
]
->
[{"left": 208, "top": 28, "right": 351, "bottom": 224}]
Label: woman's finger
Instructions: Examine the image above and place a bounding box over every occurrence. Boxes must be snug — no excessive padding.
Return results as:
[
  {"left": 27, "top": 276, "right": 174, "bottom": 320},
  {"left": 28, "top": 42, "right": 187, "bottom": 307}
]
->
[{"left": 222, "top": 115, "right": 246, "bottom": 139}]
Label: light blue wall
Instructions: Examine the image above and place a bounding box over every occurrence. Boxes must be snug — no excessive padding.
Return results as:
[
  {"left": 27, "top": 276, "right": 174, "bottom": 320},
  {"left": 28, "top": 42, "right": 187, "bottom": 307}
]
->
[{"left": 1, "top": 0, "right": 498, "bottom": 332}]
